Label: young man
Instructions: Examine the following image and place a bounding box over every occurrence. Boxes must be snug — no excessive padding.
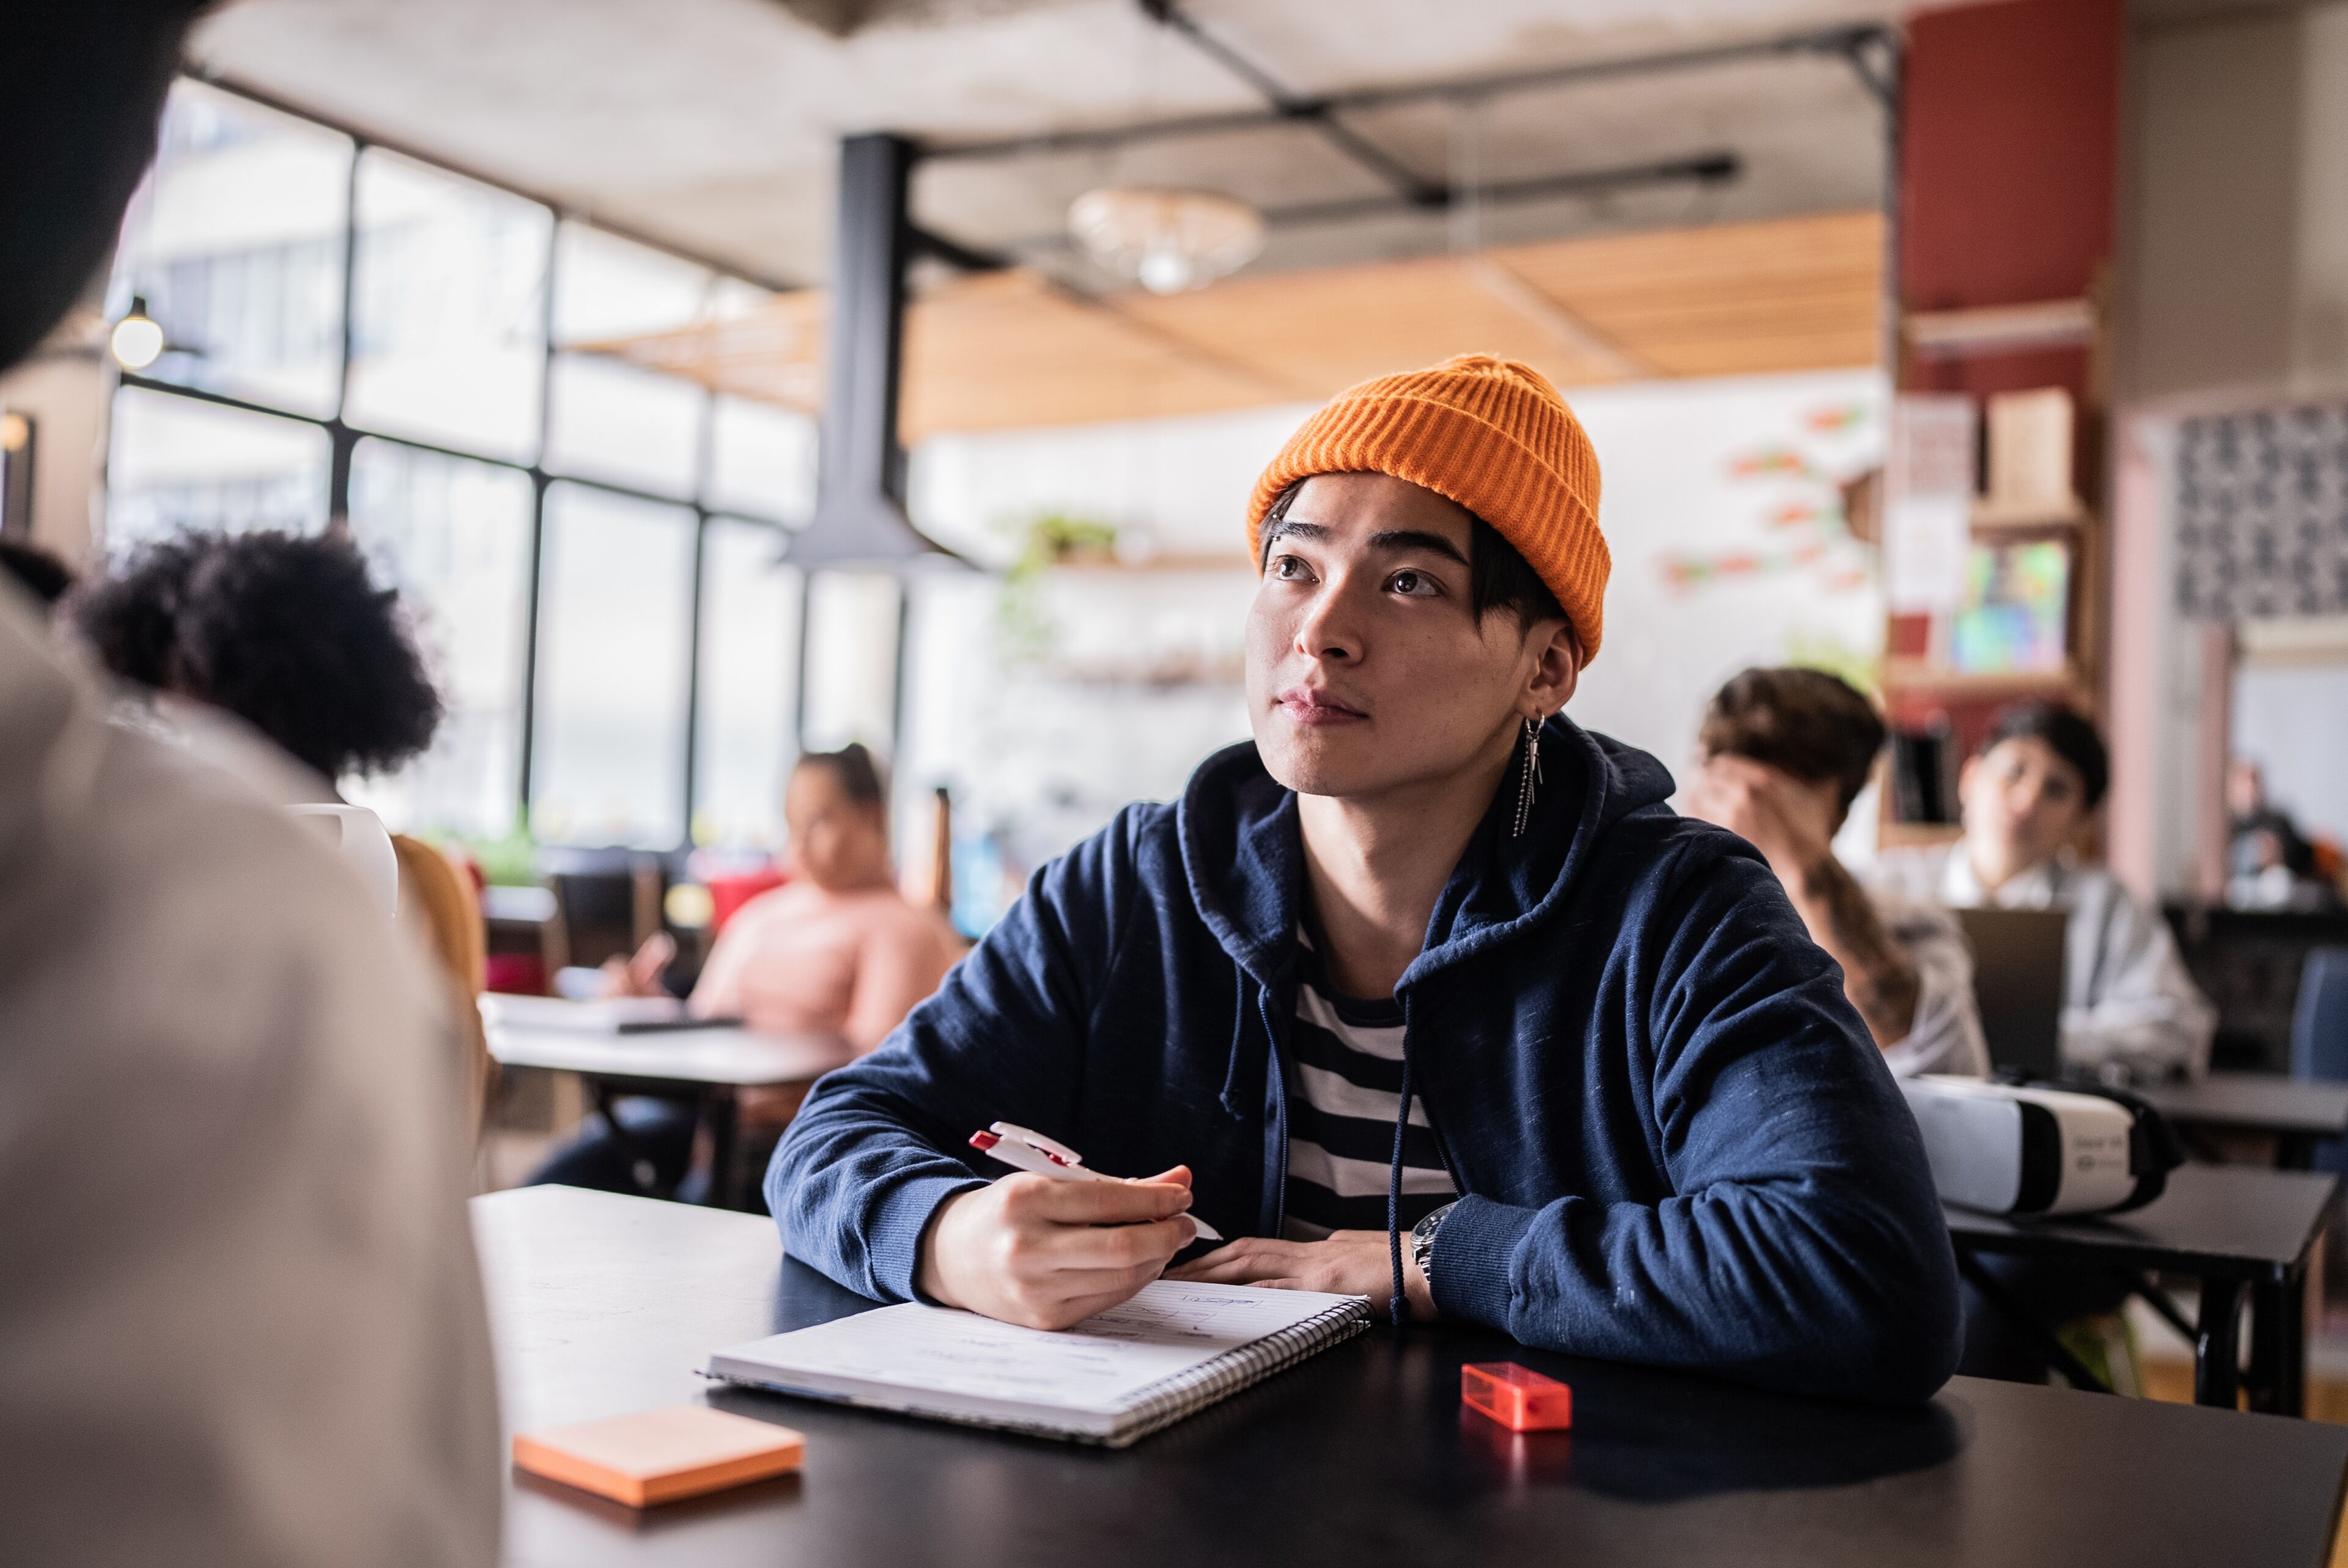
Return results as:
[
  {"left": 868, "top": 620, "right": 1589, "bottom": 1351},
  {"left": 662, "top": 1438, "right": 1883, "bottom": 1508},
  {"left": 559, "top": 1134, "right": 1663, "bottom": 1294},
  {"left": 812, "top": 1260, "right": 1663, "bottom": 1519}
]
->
[
  {"left": 1869, "top": 703, "right": 2214, "bottom": 1085},
  {"left": 769, "top": 356, "right": 1960, "bottom": 1404},
  {"left": 1682, "top": 667, "right": 1988, "bottom": 1079}
]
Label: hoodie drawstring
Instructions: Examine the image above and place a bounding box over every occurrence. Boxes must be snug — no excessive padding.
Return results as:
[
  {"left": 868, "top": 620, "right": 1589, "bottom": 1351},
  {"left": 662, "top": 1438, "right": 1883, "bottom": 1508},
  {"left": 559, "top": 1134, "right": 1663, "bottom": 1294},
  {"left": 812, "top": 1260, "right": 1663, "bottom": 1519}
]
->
[
  {"left": 1386, "top": 1051, "right": 1414, "bottom": 1328},
  {"left": 1218, "top": 957, "right": 1248, "bottom": 1119}
]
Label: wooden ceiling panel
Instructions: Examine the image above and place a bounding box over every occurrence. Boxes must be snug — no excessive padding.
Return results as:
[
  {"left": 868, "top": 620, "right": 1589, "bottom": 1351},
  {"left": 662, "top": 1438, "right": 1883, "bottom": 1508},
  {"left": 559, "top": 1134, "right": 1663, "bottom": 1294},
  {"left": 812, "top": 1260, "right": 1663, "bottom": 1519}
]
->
[
  {"left": 588, "top": 210, "right": 1883, "bottom": 440},
  {"left": 900, "top": 271, "right": 1288, "bottom": 435}
]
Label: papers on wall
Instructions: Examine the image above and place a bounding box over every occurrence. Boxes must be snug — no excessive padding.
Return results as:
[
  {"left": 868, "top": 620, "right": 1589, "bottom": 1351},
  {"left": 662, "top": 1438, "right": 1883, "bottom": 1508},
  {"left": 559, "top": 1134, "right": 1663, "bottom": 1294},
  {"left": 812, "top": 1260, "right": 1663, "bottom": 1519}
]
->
[{"left": 1885, "top": 395, "right": 1977, "bottom": 612}]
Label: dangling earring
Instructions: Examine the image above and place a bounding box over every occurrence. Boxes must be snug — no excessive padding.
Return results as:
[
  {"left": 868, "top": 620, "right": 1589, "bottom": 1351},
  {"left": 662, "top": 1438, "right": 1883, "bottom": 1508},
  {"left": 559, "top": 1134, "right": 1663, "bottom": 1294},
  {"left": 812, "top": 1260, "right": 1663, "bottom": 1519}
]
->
[{"left": 1512, "top": 715, "right": 1543, "bottom": 839}]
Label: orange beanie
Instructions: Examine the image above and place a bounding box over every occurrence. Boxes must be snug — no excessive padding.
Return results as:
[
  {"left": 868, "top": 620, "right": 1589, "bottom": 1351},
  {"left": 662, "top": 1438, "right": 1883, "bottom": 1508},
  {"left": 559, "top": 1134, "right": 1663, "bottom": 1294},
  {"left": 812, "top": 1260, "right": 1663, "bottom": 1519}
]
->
[{"left": 1245, "top": 353, "right": 1608, "bottom": 660}]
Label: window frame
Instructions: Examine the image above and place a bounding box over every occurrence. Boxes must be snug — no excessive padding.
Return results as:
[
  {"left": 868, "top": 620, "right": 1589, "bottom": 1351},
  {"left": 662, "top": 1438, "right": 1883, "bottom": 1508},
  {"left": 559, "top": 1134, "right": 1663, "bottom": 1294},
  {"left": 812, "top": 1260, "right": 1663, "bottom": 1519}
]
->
[{"left": 108, "top": 75, "right": 808, "bottom": 850}]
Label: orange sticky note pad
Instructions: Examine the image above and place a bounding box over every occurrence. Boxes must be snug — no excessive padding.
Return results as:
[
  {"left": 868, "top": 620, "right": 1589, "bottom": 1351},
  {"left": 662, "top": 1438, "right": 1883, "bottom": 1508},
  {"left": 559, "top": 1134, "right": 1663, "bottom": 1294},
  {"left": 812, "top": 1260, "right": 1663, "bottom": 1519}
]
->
[
  {"left": 512, "top": 1405, "right": 806, "bottom": 1507},
  {"left": 1461, "top": 1361, "right": 1573, "bottom": 1431}
]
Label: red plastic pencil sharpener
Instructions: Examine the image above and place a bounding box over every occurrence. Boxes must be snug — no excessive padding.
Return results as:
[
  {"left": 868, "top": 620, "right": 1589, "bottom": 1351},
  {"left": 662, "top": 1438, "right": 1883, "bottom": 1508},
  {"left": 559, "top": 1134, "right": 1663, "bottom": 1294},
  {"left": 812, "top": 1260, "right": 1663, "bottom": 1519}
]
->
[{"left": 1460, "top": 1362, "right": 1573, "bottom": 1432}]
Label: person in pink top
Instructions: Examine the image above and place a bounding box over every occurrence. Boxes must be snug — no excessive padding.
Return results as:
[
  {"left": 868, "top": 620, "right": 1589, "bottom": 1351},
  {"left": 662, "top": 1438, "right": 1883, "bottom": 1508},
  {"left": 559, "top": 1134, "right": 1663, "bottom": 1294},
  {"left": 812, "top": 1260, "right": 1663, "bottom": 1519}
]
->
[
  {"left": 691, "top": 748, "right": 961, "bottom": 1050},
  {"left": 530, "top": 744, "right": 961, "bottom": 1201}
]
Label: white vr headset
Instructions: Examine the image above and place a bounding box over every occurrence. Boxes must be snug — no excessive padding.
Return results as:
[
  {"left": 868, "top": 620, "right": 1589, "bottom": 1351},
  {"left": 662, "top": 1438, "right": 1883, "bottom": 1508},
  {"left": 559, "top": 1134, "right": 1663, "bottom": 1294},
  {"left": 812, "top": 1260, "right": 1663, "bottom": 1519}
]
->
[{"left": 1900, "top": 1075, "right": 2184, "bottom": 1217}]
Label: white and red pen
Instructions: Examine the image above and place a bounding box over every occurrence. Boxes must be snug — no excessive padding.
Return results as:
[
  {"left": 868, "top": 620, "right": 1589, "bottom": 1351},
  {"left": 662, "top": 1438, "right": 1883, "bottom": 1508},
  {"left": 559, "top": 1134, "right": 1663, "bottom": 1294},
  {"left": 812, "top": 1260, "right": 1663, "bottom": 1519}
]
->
[{"left": 968, "top": 1121, "right": 1224, "bottom": 1242}]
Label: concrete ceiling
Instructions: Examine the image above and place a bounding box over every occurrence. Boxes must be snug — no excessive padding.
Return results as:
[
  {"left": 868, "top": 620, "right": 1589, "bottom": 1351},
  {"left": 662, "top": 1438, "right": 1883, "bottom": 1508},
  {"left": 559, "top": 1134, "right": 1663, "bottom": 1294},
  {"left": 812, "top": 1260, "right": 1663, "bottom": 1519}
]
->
[{"left": 188, "top": 0, "right": 1925, "bottom": 289}]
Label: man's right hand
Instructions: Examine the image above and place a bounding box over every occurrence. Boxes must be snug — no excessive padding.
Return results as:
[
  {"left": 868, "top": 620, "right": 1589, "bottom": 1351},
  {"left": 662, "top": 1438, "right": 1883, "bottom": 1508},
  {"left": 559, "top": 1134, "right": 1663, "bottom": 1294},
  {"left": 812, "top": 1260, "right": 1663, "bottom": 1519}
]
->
[{"left": 917, "top": 1167, "right": 1198, "bottom": 1330}]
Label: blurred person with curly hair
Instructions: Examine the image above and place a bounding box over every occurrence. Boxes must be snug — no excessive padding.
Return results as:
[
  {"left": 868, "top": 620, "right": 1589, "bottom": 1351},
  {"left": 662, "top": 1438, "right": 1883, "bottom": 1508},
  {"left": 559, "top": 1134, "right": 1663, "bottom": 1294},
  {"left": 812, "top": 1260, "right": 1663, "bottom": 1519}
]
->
[{"left": 70, "top": 527, "right": 442, "bottom": 790}]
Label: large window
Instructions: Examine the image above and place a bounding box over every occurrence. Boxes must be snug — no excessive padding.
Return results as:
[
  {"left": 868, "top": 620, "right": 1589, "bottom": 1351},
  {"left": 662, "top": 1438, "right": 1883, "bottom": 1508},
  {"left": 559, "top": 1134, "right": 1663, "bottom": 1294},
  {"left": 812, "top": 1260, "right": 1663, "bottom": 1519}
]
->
[
  {"left": 103, "top": 77, "right": 819, "bottom": 849},
  {"left": 108, "top": 81, "right": 350, "bottom": 417},
  {"left": 695, "top": 518, "right": 802, "bottom": 847},
  {"left": 343, "top": 440, "right": 534, "bottom": 838},
  {"left": 347, "top": 152, "right": 551, "bottom": 463},
  {"left": 106, "top": 386, "right": 331, "bottom": 547}
]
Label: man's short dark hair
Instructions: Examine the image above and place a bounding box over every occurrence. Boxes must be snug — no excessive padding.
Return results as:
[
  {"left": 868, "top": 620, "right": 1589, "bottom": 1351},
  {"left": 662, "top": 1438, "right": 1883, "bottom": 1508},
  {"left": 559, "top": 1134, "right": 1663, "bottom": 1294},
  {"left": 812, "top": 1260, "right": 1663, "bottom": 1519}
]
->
[
  {"left": 1981, "top": 701, "right": 2109, "bottom": 810},
  {"left": 0, "top": 539, "right": 75, "bottom": 608},
  {"left": 1700, "top": 667, "right": 1886, "bottom": 817},
  {"left": 70, "top": 528, "right": 443, "bottom": 781},
  {"left": 1259, "top": 480, "right": 1568, "bottom": 633},
  {"left": 796, "top": 742, "right": 885, "bottom": 808}
]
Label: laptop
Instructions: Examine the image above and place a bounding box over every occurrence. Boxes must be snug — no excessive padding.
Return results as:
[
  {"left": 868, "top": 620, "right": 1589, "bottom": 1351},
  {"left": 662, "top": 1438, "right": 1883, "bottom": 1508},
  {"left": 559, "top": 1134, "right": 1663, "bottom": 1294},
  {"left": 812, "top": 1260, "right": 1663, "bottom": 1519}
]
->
[{"left": 1954, "top": 907, "right": 2070, "bottom": 1081}]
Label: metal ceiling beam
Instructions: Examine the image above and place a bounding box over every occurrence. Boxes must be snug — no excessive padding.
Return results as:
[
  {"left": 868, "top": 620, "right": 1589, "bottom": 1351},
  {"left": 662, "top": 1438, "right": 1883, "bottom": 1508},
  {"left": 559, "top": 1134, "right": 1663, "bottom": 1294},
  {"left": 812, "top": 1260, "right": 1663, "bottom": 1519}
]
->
[
  {"left": 1255, "top": 150, "right": 1737, "bottom": 229},
  {"left": 788, "top": 132, "right": 963, "bottom": 569},
  {"left": 1137, "top": 0, "right": 1444, "bottom": 206},
  {"left": 924, "top": 20, "right": 1896, "bottom": 167},
  {"left": 989, "top": 149, "right": 1738, "bottom": 261}
]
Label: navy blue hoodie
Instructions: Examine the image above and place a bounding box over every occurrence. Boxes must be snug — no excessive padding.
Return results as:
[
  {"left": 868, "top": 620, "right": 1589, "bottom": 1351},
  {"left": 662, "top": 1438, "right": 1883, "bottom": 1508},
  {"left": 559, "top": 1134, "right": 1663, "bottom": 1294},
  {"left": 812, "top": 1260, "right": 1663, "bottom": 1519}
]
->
[{"left": 767, "top": 717, "right": 1962, "bottom": 1404}]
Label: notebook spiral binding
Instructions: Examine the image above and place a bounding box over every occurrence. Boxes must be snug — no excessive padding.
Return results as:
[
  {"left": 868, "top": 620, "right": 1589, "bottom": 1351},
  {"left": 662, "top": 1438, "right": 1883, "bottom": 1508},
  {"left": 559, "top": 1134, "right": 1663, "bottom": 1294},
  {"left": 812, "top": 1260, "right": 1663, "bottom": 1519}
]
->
[{"left": 1105, "top": 1296, "right": 1376, "bottom": 1446}]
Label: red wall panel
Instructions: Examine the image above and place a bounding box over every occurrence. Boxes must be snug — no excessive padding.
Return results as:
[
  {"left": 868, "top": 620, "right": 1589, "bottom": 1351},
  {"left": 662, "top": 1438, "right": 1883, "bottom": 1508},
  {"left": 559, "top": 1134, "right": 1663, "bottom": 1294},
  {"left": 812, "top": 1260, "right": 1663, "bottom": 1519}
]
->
[{"left": 1899, "top": 0, "right": 2124, "bottom": 311}]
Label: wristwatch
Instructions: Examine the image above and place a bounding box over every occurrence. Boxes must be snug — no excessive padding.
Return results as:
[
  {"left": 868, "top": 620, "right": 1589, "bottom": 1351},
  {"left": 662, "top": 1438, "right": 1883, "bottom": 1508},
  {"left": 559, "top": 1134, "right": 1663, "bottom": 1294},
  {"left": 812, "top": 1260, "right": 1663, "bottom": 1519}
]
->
[{"left": 1409, "top": 1201, "right": 1456, "bottom": 1301}]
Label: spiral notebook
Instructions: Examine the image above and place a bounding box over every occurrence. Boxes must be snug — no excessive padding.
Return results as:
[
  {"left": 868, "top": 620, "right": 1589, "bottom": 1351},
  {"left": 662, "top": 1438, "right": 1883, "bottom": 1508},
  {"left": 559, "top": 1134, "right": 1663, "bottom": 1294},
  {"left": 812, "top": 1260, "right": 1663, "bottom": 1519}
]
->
[{"left": 704, "top": 1281, "right": 1374, "bottom": 1448}]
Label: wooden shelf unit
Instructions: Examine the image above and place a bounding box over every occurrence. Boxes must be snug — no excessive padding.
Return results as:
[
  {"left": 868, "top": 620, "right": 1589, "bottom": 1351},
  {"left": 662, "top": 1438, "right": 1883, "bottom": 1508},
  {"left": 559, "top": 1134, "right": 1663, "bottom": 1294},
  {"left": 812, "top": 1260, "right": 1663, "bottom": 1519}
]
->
[{"left": 1880, "top": 299, "right": 2110, "bottom": 842}]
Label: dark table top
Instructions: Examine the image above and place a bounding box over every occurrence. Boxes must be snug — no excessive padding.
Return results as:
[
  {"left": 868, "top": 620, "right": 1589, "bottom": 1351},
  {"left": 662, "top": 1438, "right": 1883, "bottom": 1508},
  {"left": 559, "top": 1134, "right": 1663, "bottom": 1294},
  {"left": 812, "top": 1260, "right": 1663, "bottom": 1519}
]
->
[
  {"left": 1944, "top": 1164, "right": 2339, "bottom": 1279},
  {"left": 476, "top": 1186, "right": 2348, "bottom": 1568},
  {"left": 2134, "top": 1072, "right": 2348, "bottom": 1139}
]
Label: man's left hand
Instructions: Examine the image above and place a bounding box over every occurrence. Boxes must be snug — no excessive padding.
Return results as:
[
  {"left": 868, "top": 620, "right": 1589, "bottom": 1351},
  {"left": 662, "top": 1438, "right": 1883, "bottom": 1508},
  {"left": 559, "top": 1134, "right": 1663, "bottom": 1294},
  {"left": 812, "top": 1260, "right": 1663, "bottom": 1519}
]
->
[{"left": 1165, "top": 1231, "right": 1434, "bottom": 1322}]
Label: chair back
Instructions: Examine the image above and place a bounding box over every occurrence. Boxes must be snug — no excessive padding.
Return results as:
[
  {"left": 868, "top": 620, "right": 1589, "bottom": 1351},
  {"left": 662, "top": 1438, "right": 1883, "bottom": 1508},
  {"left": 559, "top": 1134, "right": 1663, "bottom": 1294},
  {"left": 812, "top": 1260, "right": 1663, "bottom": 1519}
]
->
[
  {"left": 391, "top": 833, "right": 492, "bottom": 1136},
  {"left": 2292, "top": 947, "right": 2348, "bottom": 1083}
]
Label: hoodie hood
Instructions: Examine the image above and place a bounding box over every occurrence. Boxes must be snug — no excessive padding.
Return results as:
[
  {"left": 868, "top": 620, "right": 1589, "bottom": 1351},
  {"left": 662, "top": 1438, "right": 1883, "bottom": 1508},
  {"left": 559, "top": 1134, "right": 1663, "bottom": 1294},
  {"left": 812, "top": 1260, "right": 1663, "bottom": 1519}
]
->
[{"left": 1177, "top": 713, "right": 1678, "bottom": 993}]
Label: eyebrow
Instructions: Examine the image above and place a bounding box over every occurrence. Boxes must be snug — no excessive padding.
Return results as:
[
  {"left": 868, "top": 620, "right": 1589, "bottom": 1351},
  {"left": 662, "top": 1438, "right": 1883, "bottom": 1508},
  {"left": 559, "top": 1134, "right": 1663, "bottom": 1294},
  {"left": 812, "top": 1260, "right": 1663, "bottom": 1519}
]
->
[{"left": 1261, "top": 519, "right": 1471, "bottom": 569}]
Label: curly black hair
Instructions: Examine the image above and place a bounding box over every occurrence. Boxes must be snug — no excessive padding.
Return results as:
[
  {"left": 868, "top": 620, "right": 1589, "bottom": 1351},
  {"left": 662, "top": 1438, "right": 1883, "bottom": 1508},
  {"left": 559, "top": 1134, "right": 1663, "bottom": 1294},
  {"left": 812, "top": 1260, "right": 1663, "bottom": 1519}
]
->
[{"left": 72, "top": 528, "right": 443, "bottom": 781}]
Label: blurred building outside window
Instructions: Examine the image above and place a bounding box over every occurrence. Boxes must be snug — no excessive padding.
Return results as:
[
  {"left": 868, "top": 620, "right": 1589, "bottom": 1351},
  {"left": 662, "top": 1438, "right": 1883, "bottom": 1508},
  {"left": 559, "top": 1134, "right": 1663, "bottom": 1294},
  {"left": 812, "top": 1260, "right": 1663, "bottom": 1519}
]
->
[
  {"left": 105, "top": 386, "right": 332, "bottom": 549},
  {"left": 693, "top": 517, "right": 802, "bottom": 850},
  {"left": 107, "top": 81, "right": 350, "bottom": 417},
  {"left": 342, "top": 440, "right": 533, "bottom": 839},
  {"left": 345, "top": 150, "right": 551, "bottom": 465},
  {"left": 530, "top": 484, "right": 696, "bottom": 850}
]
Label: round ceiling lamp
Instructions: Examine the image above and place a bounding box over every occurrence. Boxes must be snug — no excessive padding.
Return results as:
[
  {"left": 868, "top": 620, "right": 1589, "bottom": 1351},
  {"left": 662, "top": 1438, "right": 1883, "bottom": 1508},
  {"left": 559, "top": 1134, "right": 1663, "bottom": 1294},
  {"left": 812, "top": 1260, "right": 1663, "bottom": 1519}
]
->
[
  {"left": 109, "top": 295, "right": 166, "bottom": 371},
  {"left": 1067, "top": 186, "right": 1265, "bottom": 295}
]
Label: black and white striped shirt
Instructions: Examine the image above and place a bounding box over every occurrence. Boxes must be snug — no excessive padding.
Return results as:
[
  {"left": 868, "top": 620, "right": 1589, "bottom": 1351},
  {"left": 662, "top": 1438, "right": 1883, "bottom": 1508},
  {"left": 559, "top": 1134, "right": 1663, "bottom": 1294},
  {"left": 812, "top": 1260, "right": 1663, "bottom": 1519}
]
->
[{"left": 1282, "top": 932, "right": 1456, "bottom": 1240}]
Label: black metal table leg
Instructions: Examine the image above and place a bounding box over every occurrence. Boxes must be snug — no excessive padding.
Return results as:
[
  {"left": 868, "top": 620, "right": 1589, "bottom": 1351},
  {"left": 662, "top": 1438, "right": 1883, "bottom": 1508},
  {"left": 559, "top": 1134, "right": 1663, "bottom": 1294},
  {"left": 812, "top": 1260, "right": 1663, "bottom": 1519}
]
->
[
  {"left": 2195, "top": 1277, "right": 2246, "bottom": 1408},
  {"left": 704, "top": 1089, "right": 740, "bottom": 1210},
  {"left": 591, "top": 1080, "right": 679, "bottom": 1200},
  {"left": 2248, "top": 1274, "right": 2307, "bottom": 1416},
  {"left": 1955, "top": 1250, "right": 2114, "bottom": 1394},
  {"left": 2123, "top": 1270, "right": 2198, "bottom": 1345}
]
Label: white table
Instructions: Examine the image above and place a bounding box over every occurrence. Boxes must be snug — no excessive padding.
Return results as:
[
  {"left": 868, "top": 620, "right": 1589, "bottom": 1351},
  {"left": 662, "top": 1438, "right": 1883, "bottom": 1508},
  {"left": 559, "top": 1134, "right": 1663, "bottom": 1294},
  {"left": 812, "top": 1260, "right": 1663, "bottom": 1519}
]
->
[{"left": 484, "top": 1004, "right": 853, "bottom": 1207}]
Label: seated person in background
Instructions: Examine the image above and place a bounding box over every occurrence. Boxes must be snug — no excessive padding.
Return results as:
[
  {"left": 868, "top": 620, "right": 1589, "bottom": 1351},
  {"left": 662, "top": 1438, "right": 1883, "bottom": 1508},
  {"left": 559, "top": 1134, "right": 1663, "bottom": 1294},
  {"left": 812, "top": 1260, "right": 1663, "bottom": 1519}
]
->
[
  {"left": 533, "top": 743, "right": 961, "bottom": 1199},
  {"left": 1682, "top": 668, "right": 1988, "bottom": 1079},
  {"left": 69, "top": 527, "right": 492, "bottom": 1118},
  {"left": 768, "top": 355, "right": 1961, "bottom": 1404},
  {"left": 69, "top": 528, "right": 443, "bottom": 800},
  {"left": 2228, "top": 759, "right": 2342, "bottom": 911},
  {"left": 1869, "top": 702, "right": 2214, "bottom": 1084}
]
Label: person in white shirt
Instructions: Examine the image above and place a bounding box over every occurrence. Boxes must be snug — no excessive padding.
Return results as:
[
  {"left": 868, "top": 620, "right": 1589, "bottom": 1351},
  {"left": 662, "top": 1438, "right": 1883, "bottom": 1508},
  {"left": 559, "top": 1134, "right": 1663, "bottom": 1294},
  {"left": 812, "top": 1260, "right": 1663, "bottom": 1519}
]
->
[
  {"left": 1867, "top": 701, "right": 2215, "bottom": 1086},
  {"left": 0, "top": 2, "right": 500, "bottom": 1559},
  {"left": 1683, "top": 668, "right": 1989, "bottom": 1080}
]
